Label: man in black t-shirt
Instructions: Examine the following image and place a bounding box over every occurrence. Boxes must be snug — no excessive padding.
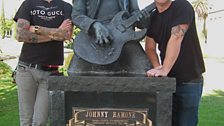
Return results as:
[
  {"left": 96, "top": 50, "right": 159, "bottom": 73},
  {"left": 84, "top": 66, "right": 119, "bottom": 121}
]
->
[
  {"left": 145, "top": 0, "right": 205, "bottom": 126},
  {"left": 13, "top": 0, "right": 72, "bottom": 125}
]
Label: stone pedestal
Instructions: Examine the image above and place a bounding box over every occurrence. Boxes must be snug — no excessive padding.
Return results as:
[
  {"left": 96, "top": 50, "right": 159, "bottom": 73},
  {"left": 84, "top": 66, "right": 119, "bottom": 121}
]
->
[{"left": 48, "top": 76, "right": 176, "bottom": 126}]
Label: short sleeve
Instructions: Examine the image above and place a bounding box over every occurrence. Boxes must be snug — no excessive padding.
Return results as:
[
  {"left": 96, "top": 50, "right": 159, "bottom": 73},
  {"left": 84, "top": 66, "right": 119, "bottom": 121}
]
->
[
  {"left": 146, "top": 26, "right": 153, "bottom": 38},
  {"left": 63, "top": 2, "right": 72, "bottom": 20},
  {"left": 13, "top": 0, "right": 32, "bottom": 22},
  {"left": 171, "top": 0, "right": 194, "bottom": 27},
  {"left": 146, "top": 11, "right": 156, "bottom": 38}
]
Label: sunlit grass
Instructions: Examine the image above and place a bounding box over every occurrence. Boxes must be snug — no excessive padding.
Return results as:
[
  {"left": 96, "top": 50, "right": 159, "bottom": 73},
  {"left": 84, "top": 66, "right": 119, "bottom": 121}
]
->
[
  {"left": 198, "top": 90, "right": 224, "bottom": 126},
  {"left": 0, "top": 61, "right": 19, "bottom": 126}
]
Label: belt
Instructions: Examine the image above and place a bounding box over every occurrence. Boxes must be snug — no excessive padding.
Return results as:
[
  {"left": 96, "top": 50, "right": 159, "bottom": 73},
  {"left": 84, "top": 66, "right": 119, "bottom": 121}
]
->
[
  {"left": 189, "top": 76, "right": 203, "bottom": 83},
  {"left": 177, "top": 76, "right": 203, "bottom": 84},
  {"left": 18, "top": 61, "right": 59, "bottom": 71}
]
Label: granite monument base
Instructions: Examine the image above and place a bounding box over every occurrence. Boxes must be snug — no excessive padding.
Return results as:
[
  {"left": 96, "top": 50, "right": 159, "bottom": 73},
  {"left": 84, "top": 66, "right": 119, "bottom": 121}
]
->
[{"left": 48, "top": 76, "right": 176, "bottom": 126}]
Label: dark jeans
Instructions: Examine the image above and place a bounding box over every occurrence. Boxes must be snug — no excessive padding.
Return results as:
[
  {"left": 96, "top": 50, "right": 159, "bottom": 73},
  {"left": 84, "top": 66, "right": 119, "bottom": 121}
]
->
[{"left": 172, "top": 77, "right": 203, "bottom": 126}]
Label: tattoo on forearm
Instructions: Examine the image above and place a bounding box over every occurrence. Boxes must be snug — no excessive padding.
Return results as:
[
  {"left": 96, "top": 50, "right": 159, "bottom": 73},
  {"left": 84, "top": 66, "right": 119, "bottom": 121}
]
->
[
  {"left": 39, "top": 27, "right": 70, "bottom": 41},
  {"left": 16, "top": 19, "right": 71, "bottom": 43},
  {"left": 16, "top": 19, "right": 50, "bottom": 43},
  {"left": 16, "top": 19, "right": 37, "bottom": 43},
  {"left": 171, "top": 25, "right": 187, "bottom": 37},
  {"left": 30, "top": 36, "right": 38, "bottom": 43}
]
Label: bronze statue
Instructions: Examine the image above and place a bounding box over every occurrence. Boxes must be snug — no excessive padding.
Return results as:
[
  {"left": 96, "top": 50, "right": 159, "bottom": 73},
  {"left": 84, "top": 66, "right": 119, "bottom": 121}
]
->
[{"left": 68, "top": 0, "right": 155, "bottom": 76}]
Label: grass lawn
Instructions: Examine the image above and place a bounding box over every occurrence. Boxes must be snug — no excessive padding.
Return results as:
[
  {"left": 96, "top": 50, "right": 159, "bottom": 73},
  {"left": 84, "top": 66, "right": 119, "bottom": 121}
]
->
[
  {"left": 0, "top": 61, "right": 224, "bottom": 126},
  {"left": 0, "top": 61, "right": 19, "bottom": 126},
  {"left": 198, "top": 90, "right": 224, "bottom": 126}
]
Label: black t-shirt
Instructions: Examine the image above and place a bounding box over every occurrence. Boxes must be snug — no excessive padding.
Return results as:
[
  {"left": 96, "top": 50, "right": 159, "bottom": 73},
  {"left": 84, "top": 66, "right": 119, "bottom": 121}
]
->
[
  {"left": 147, "top": 0, "right": 205, "bottom": 82},
  {"left": 14, "top": 0, "right": 72, "bottom": 65}
]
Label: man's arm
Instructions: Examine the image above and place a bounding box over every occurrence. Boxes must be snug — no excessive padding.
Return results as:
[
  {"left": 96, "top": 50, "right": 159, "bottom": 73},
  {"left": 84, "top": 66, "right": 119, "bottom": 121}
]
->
[
  {"left": 146, "top": 24, "right": 188, "bottom": 77},
  {"left": 29, "top": 19, "right": 73, "bottom": 41},
  {"left": 16, "top": 19, "right": 51, "bottom": 43},
  {"left": 161, "top": 24, "right": 188, "bottom": 75},
  {"left": 16, "top": 19, "right": 73, "bottom": 43},
  {"left": 145, "top": 36, "right": 161, "bottom": 68}
]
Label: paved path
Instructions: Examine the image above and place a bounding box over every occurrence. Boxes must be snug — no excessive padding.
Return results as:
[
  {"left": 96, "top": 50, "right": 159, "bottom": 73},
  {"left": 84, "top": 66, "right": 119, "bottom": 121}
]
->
[
  {"left": 0, "top": 38, "right": 21, "bottom": 69},
  {"left": 0, "top": 38, "right": 72, "bottom": 70},
  {"left": 203, "top": 58, "right": 224, "bottom": 95}
]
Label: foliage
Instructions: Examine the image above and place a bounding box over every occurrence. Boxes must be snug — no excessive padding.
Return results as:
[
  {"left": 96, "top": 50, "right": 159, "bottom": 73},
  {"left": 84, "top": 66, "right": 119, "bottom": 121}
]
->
[
  {"left": 64, "top": 27, "right": 80, "bottom": 49},
  {"left": 0, "top": 0, "right": 14, "bottom": 39},
  {"left": 73, "top": 27, "right": 81, "bottom": 36},
  {"left": 192, "top": 0, "right": 209, "bottom": 19},
  {"left": 63, "top": 27, "right": 79, "bottom": 74},
  {"left": 0, "top": 0, "right": 6, "bottom": 38},
  {"left": 60, "top": 52, "right": 74, "bottom": 76},
  {"left": 12, "top": 20, "right": 17, "bottom": 39},
  {"left": 191, "top": 0, "right": 209, "bottom": 43},
  {"left": 4, "top": 19, "right": 14, "bottom": 32},
  {"left": 0, "top": 61, "right": 11, "bottom": 75}
]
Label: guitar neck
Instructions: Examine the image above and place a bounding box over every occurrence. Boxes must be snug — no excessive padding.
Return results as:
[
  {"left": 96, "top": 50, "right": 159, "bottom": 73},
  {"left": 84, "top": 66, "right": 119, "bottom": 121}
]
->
[
  {"left": 122, "top": 2, "right": 156, "bottom": 29},
  {"left": 143, "top": 2, "right": 156, "bottom": 15}
]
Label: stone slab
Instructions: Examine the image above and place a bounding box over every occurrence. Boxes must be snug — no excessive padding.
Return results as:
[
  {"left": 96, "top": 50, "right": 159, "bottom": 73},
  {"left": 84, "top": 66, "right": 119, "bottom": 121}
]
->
[{"left": 48, "top": 76, "right": 176, "bottom": 126}]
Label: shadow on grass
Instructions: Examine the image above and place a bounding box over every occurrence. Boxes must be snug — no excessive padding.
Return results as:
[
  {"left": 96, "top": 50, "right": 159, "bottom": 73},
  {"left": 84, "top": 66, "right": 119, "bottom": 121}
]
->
[
  {"left": 0, "top": 79, "right": 19, "bottom": 126},
  {"left": 199, "top": 90, "right": 224, "bottom": 126}
]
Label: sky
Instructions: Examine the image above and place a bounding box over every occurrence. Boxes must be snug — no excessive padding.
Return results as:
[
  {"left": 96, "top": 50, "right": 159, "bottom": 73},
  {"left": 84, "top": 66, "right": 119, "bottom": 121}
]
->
[{"left": 0, "top": 0, "right": 223, "bottom": 19}]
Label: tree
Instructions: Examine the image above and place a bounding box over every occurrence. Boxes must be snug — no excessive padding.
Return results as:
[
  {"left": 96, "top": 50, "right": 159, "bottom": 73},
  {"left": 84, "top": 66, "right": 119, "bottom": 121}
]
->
[
  {"left": 191, "top": 0, "right": 209, "bottom": 43},
  {"left": 0, "top": 0, "right": 6, "bottom": 39}
]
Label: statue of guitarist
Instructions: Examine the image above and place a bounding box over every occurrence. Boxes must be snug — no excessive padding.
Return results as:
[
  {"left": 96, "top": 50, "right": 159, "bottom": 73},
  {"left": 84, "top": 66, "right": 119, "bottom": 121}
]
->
[{"left": 68, "top": 0, "right": 155, "bottom": 76}]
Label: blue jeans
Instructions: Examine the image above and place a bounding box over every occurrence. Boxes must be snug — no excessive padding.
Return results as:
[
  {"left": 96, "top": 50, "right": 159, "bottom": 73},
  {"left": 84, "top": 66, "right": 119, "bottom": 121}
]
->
[{"left": 172, "top": 77, "right": 203, "bottom": 126}]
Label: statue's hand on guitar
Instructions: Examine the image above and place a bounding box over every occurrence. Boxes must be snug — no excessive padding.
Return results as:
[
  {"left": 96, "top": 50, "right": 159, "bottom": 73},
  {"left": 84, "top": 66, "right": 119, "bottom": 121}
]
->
[
  {"left": 74, "top": 2, "right": 156, "bottom": 65},
  {"left": 93, "top": 22, "right": 112, "bottom": 45}
]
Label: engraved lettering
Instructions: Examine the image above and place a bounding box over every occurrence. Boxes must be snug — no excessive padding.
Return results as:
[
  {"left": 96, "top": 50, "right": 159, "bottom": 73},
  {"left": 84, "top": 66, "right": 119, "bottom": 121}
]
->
[
  {"left": 85, "top": 111, "right": 108, "bottom": 118},
  {"left": 72, "top": 108, "right": 152, "bottom": 126},
  {"left": 113, "top": 112, "right": 135, "bottom": 118}
]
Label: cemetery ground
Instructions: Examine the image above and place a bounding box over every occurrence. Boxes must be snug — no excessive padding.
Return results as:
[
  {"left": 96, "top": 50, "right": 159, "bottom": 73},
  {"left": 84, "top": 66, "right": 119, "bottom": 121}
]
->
[{"left": 0, "top": 38, "right": 224, "bottom": 126}]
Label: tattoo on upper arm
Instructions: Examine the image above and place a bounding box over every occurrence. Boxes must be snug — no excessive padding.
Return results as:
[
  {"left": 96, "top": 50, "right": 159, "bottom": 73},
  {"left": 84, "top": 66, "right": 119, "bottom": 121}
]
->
[{"left": 171, "top": 25, "right": 188, "bottom": 37}]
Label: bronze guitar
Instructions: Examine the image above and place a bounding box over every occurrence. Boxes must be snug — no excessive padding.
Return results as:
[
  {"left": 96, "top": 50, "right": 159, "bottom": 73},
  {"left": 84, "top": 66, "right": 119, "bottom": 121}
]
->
[{"left": 73, "top": 3, "right": 155, "bottom": 65}]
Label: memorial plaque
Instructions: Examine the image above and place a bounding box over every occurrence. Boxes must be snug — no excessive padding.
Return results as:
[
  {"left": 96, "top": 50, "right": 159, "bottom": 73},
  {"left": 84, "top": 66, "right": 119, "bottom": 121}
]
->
[
  {"left": 48, "top": 76, "right": 176, "bottom": 126},
  {"left": 68, "top": 108, "right": 152, "bottom": 126}
]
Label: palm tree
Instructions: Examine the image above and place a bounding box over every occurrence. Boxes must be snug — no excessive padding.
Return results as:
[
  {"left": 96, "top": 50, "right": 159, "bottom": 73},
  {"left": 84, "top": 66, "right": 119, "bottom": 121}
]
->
[{"left": 191, "top": 0, "right": 209, "bottom": 43}]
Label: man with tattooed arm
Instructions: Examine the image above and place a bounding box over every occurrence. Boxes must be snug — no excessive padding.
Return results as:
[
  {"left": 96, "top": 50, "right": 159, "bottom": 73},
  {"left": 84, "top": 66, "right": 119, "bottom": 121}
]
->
[
  {"left": 145, "top": 0, "right": 205, "bottom": 126},
  {"left": 13, "top": 0, "right": 72, "bottom": 125}
]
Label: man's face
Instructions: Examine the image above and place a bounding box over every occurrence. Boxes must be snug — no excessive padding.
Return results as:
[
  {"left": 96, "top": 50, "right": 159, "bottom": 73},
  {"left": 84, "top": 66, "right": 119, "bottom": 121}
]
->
[{"left": 155, "top": 0, "right": 171, "bottom": 4}]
